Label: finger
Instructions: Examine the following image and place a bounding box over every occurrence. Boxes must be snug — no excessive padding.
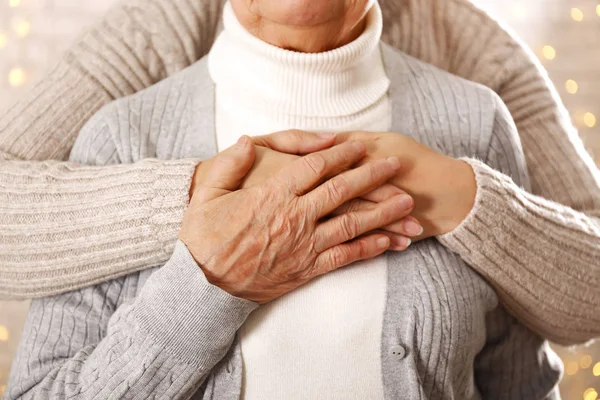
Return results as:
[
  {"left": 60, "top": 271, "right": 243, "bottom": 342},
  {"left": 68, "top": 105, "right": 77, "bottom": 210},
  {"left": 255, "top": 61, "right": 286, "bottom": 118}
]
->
[
  {"left": 333, "top": 131, "right": 372, "bottom": 145},
  {"left": 380, "top": 216, "right": 423, "bottom": 237},
  {"left": 194, "top": 136, "right": 255, "bottom": 203},
  {"left": 332, "top": 199, "right": 404, "bottom": 234},
  {"left": 308, "top": 156, "right": 402, "bottom": 218},
  {"left": 361, "top": 184, "right": 407, "bottom": 203},
  {"left": 275, "top": 141, "right": 367, "bottom": 195},
  {"left": 313, "top": 233, "right": 390, "bottom": 276},
  {"left": 331, "top": 185, "right": 405, "bottom": 214},
  {"left": 330, "top": 198, "right": 377, "bottom": 216},
  {"left": 389, "top": 233, "right": 413, "bottom": 251},
  {"left": 400, "top": 216, "right": 424, "bottom": 237},
  {"left": 331, "top": 200, "right": 422, "bottom": 237},
  {"left": 370, "top": 230, "right": 413, "bottom": 251},
  {"left": 314, "top": 194, "right": 413, "bottom": 252},
  {"left": 253, "top": 129, "right": 336, "bottom": 154}
]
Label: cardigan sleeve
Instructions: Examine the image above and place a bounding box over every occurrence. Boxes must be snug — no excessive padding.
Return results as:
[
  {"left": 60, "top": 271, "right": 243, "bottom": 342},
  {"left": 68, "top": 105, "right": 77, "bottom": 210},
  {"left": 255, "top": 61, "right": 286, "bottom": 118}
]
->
[
  {"left": 4, "top": 242, "right": 257, "bottom": 399},
  {"left": 439, "top": 93, "right": 600, "bottom": 345},
  {"left": 0, "top": 0, "right": 224, "bottom": 299}
]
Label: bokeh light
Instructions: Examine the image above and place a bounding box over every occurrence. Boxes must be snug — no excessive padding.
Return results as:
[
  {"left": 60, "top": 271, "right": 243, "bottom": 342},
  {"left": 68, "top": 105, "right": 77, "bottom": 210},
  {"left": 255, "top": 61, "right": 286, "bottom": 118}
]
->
[
  {"left": 566, "top": 79, "right": 579, "bottom": 94},
  {"left": 542, "top": 45, "right": 556, "bottom": 60},
  {"left": 511, "top": 3, "right": 527, "bottom": 19},
  {"left": 593, "top": 362, "right": 600, "bottom": 377},
  {"left": 567, "top": 361, "right": 580, "bottom": 375},
  {"left": 580, "top": 355, "right": 593, "bottom": 369},
  {"left": 8, "top": 67, "right": 25, "bottom": 88},
  {"left": 571, "top": 8, "right": 584, "bottom": 22},
  {"left": 584, "top": 388, "right": 598, "bottom": 400},
  {"left": 15, "top": 20, "right": 30, "bottom": 37},
  {"left": 584, "top": 112, "right": 597, "bottom": 128},
  {"left": 0, "top": 325, "right": 8, "bottom": 342}
]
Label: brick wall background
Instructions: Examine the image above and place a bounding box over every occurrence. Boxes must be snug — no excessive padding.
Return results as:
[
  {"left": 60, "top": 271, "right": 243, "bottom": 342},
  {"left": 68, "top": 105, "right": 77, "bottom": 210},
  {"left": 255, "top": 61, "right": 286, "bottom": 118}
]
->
[{"left": 0, "top": 0, "right": 599, "bottom": 398}]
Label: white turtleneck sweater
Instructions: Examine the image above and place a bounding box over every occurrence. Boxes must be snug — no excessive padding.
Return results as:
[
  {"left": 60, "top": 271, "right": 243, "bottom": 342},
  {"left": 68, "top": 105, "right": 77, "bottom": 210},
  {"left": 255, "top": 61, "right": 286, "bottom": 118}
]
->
[{"left": 208, "top": 3, "right": 391, "bottom": 399}]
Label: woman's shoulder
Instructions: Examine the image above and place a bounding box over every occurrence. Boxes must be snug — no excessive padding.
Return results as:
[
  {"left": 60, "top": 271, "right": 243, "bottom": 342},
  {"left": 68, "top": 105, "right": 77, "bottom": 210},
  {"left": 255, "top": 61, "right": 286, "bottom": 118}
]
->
[
  {"left": 382, "top": 42, "right": 499, "bottom": 114},
  {"left": 383, "top": 43, "right": 512, "bottom": 152},
  {"left": 73, "top": 56, "right": 215, "bottom": 164},
  {"left": 97, "top": 56, "right": 212, "bottom": 118}
]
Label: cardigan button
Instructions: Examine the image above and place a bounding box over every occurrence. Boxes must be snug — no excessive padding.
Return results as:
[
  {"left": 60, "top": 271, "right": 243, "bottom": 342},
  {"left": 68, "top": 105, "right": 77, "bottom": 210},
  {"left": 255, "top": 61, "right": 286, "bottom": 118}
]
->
[{"left": 390, "top": 345, "right": 406, "bottom": 360}]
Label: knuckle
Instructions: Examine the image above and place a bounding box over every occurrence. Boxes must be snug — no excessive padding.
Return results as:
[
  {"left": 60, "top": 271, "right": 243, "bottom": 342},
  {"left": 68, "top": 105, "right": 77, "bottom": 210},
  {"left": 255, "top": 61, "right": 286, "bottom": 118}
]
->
[
  {"left": 372, "top": 207, "right": 387, "bottom": 224},
  {"left": 381, "top": 184, "right": 404, "bottom": 197},
  {"left": 330, "top": 248, "right": 348, "bottom": 270},
  {"left": 340, "top": 213, "right": 360, "bottom": 239},
  {"left": 369, "top": 161, "right": 387, "bottom": 179},
  {"left": 252, "top": 136, "right": 267, "bottom": 147},
  {"left": 345, "top": 200, "right": 360, "bottom": 213},
  {"left": 356, "top": 238, "right": 370, "bottom": 259},
  {"left": 328, "top": 176, "right": 350, "bottom": 203},
  {"left": 303, "top": 153, "right": 327, "bottom": 177}
]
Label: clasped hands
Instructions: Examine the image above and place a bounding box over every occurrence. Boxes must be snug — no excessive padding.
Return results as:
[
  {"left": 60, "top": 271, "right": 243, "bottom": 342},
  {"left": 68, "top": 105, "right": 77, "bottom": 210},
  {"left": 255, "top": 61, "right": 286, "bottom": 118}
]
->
[{"left": 181, "top": 130, "right": 476, "bottom": 303}]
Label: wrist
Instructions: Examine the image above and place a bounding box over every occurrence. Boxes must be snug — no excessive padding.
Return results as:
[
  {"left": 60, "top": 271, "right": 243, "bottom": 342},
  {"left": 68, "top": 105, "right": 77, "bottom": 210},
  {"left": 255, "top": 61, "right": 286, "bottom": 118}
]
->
[{"left": 437, "top": 158, "right": 477, "bottom": 235}]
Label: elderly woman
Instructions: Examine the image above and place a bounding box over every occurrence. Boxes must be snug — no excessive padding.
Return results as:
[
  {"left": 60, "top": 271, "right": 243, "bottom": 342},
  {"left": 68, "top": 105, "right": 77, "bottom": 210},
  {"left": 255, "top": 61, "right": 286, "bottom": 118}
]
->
[
  {"left": 1, "top": 0, "right": 599, "bottom": 343},
  {"left": 5, "top": 0, "right": 569, "bottom": 399}
]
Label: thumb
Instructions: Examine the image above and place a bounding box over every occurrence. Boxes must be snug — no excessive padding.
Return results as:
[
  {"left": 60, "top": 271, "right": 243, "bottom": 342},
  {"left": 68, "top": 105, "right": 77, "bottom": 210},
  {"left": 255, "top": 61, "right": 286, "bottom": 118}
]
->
[
  {"left": 194, "top": 135, "right": 256, "bottom": 204},
  {"left": 252, "top": 129, "right": 336, "bottom": 155}
]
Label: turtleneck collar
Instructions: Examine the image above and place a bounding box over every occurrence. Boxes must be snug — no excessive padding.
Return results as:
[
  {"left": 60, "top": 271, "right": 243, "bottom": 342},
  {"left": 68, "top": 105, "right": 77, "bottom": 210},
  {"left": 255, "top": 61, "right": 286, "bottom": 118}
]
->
[{"left": 208, "top": 1, "right": 390, "bottom": 118}]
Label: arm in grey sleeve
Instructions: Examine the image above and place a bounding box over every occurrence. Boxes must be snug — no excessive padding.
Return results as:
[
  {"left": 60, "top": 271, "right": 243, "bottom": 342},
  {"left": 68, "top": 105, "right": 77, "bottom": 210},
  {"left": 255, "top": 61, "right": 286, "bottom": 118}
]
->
[{"left": 5, "top": 242, "right": 258, "bottom": 399}]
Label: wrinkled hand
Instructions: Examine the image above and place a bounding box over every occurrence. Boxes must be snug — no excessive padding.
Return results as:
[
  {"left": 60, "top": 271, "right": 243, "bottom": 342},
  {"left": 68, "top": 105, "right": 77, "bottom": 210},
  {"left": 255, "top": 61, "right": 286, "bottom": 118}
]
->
[
  {"left": 335, "top": 132, "right": 477, "bottom": 238},
  {"left": 180, "top": 136, "right": 414, "bottom": 303},
  {"left": 192, "top": 130, "right": 423, "bottom": 248}
]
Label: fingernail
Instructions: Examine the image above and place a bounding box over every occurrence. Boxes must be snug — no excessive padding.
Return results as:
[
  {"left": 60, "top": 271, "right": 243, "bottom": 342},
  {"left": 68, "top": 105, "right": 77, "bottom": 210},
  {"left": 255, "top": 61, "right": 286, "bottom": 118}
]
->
[
  {"left": 386, "top": 156, "right": 401, "bottom": 170},
  {"left": 236, "top": 135, "right": 249, "bottom": 148},
  {"left": 376, "top": 237, "right": 390, "bottom": 248},
  {"left": 398, "top": 194, "right": 414, "bottom": 209},
  {"left": 396, "top": 236, "right": 411, "bottom": 249},
  {"left": 317, "top": 132, "right": 336, "bottom": 139},
  {"left": 404, "top": 220, "right": 423, "bottom": 236}
]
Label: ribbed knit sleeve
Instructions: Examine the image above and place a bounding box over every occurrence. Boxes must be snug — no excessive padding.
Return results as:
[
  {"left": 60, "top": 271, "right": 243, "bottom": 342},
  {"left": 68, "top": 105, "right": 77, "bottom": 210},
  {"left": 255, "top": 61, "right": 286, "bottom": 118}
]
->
[
  {"left": 4, "top": 241, "right": 257, "bottom": 399},
  {"left": 381, "top": 0, "right": 600, "bottom": 345},
  {"left": 0, "top": 158, "right": 198, "bottom": 299},
  {"left": 439, "top": 95, "right": 600, "bottom": 345},
  {"left": 439, "top": 156, "right": 600, "bottom": 345},
  {"left": 0, "top": 0, "right": 225, "bottom": 299}
]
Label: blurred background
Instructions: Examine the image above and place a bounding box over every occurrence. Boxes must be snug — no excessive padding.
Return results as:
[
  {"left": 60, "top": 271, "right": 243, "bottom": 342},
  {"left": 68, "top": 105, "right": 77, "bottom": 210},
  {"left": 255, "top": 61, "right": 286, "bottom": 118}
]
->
[{"left": 0, "top": 0, "right": 599, "bottom": 398}]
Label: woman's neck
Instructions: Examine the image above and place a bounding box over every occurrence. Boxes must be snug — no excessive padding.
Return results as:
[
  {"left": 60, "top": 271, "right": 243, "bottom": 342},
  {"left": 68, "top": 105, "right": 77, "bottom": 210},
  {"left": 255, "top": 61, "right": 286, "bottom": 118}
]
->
[{"left": 230, "top": 0, "right": 373, "bottom": 53}]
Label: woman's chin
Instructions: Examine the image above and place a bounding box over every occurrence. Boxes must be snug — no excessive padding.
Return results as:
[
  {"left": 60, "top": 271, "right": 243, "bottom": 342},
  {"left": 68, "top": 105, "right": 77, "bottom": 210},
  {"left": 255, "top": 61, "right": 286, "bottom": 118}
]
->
[
  {"left": 237, "top": 0, "right": 346, "bottom": 27},
  {"left": 231, "top": 0, "right": 371, "bottom": 53}
]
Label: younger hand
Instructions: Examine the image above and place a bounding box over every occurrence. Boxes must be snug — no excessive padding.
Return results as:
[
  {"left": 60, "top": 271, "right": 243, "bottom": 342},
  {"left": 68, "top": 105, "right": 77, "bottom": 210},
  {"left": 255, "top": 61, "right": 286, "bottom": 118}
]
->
[{"left": 335, "top": 131, "right": 477, "bottom": 238}]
